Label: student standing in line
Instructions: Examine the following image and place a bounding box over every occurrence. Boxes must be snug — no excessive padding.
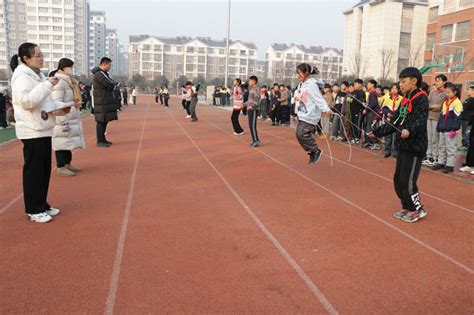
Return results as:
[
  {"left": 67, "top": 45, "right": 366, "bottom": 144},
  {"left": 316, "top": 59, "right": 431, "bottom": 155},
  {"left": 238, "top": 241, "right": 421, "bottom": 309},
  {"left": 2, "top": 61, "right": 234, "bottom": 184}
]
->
[
  {"left": 381, "top": 83, "right": 403, "bottom": 158},
  {"left": 362, "top": 79, "right": 380, "bottom": 149},
  {"left": 244, "top": 76, "right": 261, "bottom": 147},
  {"left": 294, "top": 63, "right": 332, "bottom": 165},
  {"left": 368, "top": 67, "right": 429, "bottom": 223},
  {"left": 131, "top": 86, "right": 138, "bottom": 105},
  {"left": 270, "top": 84, "right": 281, "bottom": 126},
  {"left": 230, "top": 78, "right": 244, "bottom": 135},
  {"left": 432, "top": 83, "right": 463, "bottom": 174},
  {"left": 11, "top": 42, "right": 69, "bottom": 223},
  {"left": 424, "top": 74, "right": 447, "bottom": 166},
  {"left": 258, "top": 85, "right": 268, "bottom": 120},
  {"left": 460, "top": 85, "right": 474, "bottom": 174},
  {"left": 278, "top": 84, "right": 289, "bottom": 125},
  {"left": 350, "top": 79, "right": 365, "bottom": 143},
  {"left": 50, "top": 58, "right": 85, "bottom": 177},
  {"left": 322, "top": 83, "right": 334, "bottom": 138}
]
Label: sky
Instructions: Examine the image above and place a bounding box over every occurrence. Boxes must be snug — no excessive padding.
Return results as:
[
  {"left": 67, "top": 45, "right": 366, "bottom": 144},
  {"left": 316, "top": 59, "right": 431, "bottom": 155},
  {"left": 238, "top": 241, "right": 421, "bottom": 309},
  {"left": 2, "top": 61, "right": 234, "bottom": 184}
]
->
[{"left": 91, "top": 0, "right": 355, "bottom": 60}]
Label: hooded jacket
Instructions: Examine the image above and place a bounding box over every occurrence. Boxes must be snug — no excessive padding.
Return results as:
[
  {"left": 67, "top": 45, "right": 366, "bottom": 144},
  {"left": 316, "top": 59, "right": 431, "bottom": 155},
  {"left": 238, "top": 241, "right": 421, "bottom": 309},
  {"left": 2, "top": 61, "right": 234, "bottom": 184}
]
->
[
  {"left": 296, "top": 77, "right": 330, "bottom": 126},
  {"left": 92, "top": 67, "right": 117, "bottom": 123},
  {"left": 11, "top": 64, "right": 56, "bottom": 139}
]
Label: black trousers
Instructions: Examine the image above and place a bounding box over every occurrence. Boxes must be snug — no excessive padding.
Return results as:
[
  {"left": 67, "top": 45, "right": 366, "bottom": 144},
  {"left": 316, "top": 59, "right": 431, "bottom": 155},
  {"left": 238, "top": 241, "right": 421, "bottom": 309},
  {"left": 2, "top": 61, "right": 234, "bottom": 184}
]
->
[
  {"left": 296, "top": 120, "right": 319, "bottom": 153},
  {"left": 466, "top": 127, "right": 474, "bottom": 167},
  {"left": 181, "top": 99, "right": 187, "bottom": 111},
  {"left": 96, "top": 121, "right": 108, "bottom": 143},
  {"left": 0, "top": 110, "right": 7, "bottom": 127},
  {"left": 394, "top": 152, "right": 424, "bottom": 212},
  {"left": 351, "top": 111, "right": 361, "bottom": 139},
  {"left": 363, "top": 112, "right": 377, "bottom": 145},
  {"left": 271, "top": 105, "right": 281, "bottom": 124},
  {"left": 231, "top": 109, "right": 244, "bottom": 133},
  {"left": 280, "top": 105, "right": 290, "bottom": 124},
  {"left": 164, "top": 96, "right": 169, "bottom": 107},
  {"left": 159, "top": 95, "right": 163, "bottom": 104},
  {"left": 22, "top": 137, "right": 52, "bottom": 214},
  {"left": 55, "top": 150, "right": 72, "bottom": 167},
  {"left": 248, "top": 109, "right": 259, "bottom": 142},
  {"left": 185, "top": 101, "right": 191, "bottom": 115},
  {"left": 155, "top": 96, "right": 159, "bottom": 103}
]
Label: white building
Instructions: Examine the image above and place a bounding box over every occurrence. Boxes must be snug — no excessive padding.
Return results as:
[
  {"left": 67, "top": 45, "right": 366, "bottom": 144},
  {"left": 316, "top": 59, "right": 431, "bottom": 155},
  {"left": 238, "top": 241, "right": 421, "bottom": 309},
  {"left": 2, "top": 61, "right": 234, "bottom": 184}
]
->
[
  {"left": 89, "top": 10, "right": 106, "bottom": 71},
  {"left": 0, "top": 0, "right": 89, "bottom": 75},
  {"left": 343, "top": 0, "right": 429, "bottom": 81},
  {"left": 266, "top": 44, "right": 344, "bottom": 84},
  {"left": 105, "top": 29, "right": 124, "bottom": 76},
  {"left": 128, "top": 35, "right": 258, "bottom": 81}
]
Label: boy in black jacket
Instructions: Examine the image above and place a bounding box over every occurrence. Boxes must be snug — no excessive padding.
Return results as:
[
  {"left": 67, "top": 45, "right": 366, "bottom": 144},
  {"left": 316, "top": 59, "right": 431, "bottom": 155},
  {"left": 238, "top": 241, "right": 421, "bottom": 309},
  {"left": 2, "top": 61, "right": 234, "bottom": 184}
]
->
[{"left": 368, "top": 67, "right": 429, "bottom": 223}]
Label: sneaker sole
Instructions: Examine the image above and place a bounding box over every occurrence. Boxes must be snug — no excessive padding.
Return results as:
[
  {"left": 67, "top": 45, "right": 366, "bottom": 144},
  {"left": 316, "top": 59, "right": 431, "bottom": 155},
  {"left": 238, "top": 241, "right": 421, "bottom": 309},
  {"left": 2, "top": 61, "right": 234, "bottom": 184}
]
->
[{"left": 309, "top": 150, "right": 323, "bottom": 165}]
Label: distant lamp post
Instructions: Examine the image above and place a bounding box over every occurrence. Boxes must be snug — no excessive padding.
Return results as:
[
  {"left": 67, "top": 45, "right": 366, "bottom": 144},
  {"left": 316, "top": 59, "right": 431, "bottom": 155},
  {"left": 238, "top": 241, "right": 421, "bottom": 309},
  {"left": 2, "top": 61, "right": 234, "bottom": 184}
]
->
[{"left": 224, "top": 0, "right": 231, "bottom": 88}]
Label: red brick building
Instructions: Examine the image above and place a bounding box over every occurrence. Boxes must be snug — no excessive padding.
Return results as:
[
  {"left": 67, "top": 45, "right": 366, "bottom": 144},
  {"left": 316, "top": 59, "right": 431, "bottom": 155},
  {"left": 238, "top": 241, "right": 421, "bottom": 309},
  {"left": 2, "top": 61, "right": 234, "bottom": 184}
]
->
[{"left": 423, "top": 0, "right": 474, "bottom": 96}]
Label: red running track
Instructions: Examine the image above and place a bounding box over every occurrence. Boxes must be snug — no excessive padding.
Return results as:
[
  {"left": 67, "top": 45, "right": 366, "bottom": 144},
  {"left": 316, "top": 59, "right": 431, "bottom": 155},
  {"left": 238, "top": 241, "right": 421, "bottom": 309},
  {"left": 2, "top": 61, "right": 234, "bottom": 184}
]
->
[{"left": 0, "top": 96, "right": 473, "bottom": 314}]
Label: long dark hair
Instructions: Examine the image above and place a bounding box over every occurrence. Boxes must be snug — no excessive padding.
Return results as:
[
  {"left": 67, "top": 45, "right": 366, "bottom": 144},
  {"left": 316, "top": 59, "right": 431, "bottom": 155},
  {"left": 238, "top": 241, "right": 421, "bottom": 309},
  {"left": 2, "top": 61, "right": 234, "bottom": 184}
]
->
[
  {"left": 49, "top": 58, "right": 74, "bottom": 77},
  {"left": 296, "top": 63, "right": 319, "bottom": 76},
  {"left": 10, "top": 42, "right": 38, "bottom": 72}
]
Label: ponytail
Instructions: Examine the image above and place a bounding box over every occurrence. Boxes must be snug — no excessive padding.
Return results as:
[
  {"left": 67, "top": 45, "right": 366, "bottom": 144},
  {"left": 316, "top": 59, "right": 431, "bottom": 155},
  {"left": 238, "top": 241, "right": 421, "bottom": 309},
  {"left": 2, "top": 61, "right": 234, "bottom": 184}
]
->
[
  {"left": 296, "top": 63, "right": 319, "bottom": 76},
  {"left": 10, "top": 55, "right": 19, "bottom": 72},
  {"left": 10, "top": 42, "right": 38, "bottom": 72},
  {"left": 49, "top": 70, "right": 58, "bottom": 77}
]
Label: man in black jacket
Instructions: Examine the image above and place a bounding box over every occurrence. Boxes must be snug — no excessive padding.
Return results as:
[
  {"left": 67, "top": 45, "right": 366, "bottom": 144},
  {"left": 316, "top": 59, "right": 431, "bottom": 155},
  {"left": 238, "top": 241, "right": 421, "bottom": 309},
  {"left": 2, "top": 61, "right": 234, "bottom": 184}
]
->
[
  {"left": 92, "top": 57, "right": 117, "bottom": 147},
  {"left": 368, "top": 67, "right": 429, "bottom": 223}
]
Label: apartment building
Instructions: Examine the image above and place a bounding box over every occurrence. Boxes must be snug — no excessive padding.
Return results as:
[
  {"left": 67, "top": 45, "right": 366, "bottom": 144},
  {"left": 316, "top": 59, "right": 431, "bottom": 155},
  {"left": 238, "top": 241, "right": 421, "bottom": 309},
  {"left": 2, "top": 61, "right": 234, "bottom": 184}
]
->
[
  {"left": 0, "top": 0, "right": 89, "bottom": 75},
  {"left": 105, "top": 28, "right": 125, "bottom": 76},
  {"left": 266, "top": 43, "right": 344, "bottom": 84},
  {"left": 89, "top": 10, "right": 105, "bottom": 71},
  {"left": 128, "top": 35, "right": 258, "bottom": 81},
  {"left": 343, "top": 0, "right": 429, "bottom": 82},
  {"left": 423, "top": 0, "right": 474, "bottom": 92}
]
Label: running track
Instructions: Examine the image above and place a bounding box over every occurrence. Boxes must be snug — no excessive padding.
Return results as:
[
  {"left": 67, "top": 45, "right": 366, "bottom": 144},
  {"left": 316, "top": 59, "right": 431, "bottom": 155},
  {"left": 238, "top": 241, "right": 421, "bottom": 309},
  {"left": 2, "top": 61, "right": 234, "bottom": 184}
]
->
[{"left": 0, "top": 96, "right": 472, "bottom": 314}]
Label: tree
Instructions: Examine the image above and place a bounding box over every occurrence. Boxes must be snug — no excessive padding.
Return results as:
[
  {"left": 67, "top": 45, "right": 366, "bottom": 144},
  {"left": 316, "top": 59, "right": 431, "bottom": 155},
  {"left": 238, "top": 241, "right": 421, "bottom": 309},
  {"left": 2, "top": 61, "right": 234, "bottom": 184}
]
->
[
  {"left": 194, "top": 74, "right": 207, "bottom": 90},
  {"left": 380, "top": 49, "right": 397, "bottom": 83},
  {"left": 152, "top": 75, "right": 169, "bottom": 88},
  {"left": 208, "top": 77, "right": 225, "bottom": 87},
  {"left": 348, "top": 52, "right": 366, "bottom": 78},
  {"left": 408, "top": 45, "right": 424, "bottom": 68},
  {"left": 130, "top": 74, "right": 147, "bottom": 91}
]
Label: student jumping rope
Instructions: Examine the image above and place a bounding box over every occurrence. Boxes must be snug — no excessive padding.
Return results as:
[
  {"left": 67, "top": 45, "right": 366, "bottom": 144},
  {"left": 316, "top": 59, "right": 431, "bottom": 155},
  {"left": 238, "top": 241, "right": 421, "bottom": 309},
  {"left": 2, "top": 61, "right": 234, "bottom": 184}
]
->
[
  {"left": 294, "top": 63, "right": 332, "bottom": 165},
  {"left": 231, "top": 78, "right": 245, "bottom": 135},
  {"left": 243, "top": 76, "right": 261, "bottom": 147},
  {"left": 367, "top": 67, "right": 429, "bottom": 223}
]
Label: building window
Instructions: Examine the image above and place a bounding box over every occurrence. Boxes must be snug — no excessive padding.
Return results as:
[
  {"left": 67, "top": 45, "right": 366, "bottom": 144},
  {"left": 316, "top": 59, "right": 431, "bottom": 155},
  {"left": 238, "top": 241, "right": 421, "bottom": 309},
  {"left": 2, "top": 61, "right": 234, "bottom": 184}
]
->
[
  {"left": 426, "top": 33, "right": 436, "bottom": 50},
  {"left": 460, "top": 0, "right": 474, "bottom": 6},
  {"left": 198, "top": 47, "right": 205, "bottom": 54},
  {"left": 428, "top": 6, "right": 438, "bottom": 23},
  {"left": 455, "top": 21, "right": 470, "bottom": 41},
  {"left": 440, "top": 24, "right": 453, "bottom": 43},
  {"left": 276, "top": 53, "right": 281, "bottom": 58},
  {"left": 444, "top": 0, "right": 456, "bottom": 11}
]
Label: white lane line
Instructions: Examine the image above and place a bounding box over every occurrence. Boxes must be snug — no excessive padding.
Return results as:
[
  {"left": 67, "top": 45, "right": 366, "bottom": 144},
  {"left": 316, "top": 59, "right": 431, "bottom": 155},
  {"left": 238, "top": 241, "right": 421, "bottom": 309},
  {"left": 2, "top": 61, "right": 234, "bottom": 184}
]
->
[
  {"left": 104, "top": 105, "right": 149, "bottom": 315},
  {"left": 207, "top": 122, "right": 474, "bottom": 275},
  {"left": 0, "top": 134, "right": 96, "bottom": 215},
  {"left": 258, "top": 128, "right": 474, "bottom": 214},
  {"left": 167, "top": 110, "right": 338, "bottom": 315}
]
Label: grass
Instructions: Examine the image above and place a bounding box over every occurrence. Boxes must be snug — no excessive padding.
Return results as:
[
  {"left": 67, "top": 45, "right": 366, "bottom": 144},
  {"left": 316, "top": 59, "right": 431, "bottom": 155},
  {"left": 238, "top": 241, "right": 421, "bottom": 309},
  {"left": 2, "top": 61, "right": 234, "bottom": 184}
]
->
[{"left": 0, "top": 125, "right": 16, "bottom": 144}]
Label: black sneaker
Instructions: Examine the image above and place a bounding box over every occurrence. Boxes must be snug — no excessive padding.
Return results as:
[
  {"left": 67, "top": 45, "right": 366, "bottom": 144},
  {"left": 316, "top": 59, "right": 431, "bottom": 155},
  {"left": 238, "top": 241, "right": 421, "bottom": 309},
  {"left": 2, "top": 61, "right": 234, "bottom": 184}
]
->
[
  {"left": 443, "top": 166, "right": 454, "bottom": 174},
  {"left": 97, "top": 142, "right": 111, "bottom": 148},
  {"left": 308, "top": 149, "right": 323, "bottom": 165},
  {"left": 105, "top": 140, "right": 113, "bottom": 145},
  {"left": 431, "top": 164, "right": 445, "bottom": 171},
  {"left": 384, "top": 153, "right": 391, "bottom": 158}
]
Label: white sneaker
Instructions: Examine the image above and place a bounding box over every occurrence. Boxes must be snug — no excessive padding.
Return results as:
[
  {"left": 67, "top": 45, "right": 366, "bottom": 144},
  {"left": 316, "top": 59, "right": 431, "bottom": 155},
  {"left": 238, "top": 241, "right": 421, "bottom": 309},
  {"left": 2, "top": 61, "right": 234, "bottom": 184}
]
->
[
  {"left": 459, "top": 166, "right": 472, "bottom": 172},
  {"left": 28, "top": 212, "right": 53, "bottom": 223},
  {"left": 186, "top": 115, "right": 191, "bottom": 118},
  {"left": 233, "top": 132, "right": 245, "bottom": 136},
  {"left": 46, "top": 207, "right": 61, "bottom": 217}
]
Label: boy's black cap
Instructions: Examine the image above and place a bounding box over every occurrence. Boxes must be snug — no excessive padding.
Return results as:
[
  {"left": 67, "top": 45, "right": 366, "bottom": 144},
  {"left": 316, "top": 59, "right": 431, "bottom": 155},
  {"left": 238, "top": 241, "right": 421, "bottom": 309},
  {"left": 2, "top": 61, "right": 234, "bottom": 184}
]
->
[{"left": 399, "top": 67, "right": 422, "bottom": 88}]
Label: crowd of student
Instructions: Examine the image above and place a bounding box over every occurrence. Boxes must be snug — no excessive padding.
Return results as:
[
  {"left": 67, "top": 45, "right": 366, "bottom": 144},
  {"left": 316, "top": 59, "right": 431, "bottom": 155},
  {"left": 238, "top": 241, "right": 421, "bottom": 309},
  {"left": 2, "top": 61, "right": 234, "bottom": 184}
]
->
[{"left": 219, "top": 72, "right": 474, "bottom": 177}]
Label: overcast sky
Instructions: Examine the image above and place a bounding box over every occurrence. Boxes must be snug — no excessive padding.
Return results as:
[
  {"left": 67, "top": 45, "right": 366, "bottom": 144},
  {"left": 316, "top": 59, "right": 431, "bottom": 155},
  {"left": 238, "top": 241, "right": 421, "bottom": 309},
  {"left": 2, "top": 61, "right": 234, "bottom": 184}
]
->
[{"left": 91, "top": 0, "right": 355, "bottom": 59}]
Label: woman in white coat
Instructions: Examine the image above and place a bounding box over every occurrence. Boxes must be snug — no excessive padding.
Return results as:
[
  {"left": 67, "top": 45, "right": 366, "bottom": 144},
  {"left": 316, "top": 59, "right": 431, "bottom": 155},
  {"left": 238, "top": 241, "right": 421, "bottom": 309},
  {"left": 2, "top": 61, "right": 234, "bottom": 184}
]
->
[
  {"left": 50, "top": 58, "right": 85, "bottom": 177},
  {"left": 11, "top": 42, "right": 70, "bottom": 223}
]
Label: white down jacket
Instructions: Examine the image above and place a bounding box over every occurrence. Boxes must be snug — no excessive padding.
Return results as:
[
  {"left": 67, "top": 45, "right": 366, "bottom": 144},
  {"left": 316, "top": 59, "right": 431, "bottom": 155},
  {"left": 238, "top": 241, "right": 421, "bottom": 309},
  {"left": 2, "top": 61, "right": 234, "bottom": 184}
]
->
[
  {"left": 11, "top": 64, "right": 56, "bottom": 139},
  {"left": 51, "top": 72, "right": 85, "bottom": 151}
]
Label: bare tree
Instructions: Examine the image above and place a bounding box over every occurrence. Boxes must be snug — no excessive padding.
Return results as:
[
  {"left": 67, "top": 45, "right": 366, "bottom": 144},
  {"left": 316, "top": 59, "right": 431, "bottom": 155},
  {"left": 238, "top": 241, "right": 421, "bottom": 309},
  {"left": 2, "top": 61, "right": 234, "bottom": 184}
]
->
[
  {"left": 447, "top": 53, "right": 473, "bottom": 83},
  {"left": 380, "top": 49, "right": 397, "bottom": 82},
  {"left": 349, "top": 52, "right": 366, "bottom": 78},
  {"left": 408, "top": 45, "right": 424, "bottom": 67}
]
